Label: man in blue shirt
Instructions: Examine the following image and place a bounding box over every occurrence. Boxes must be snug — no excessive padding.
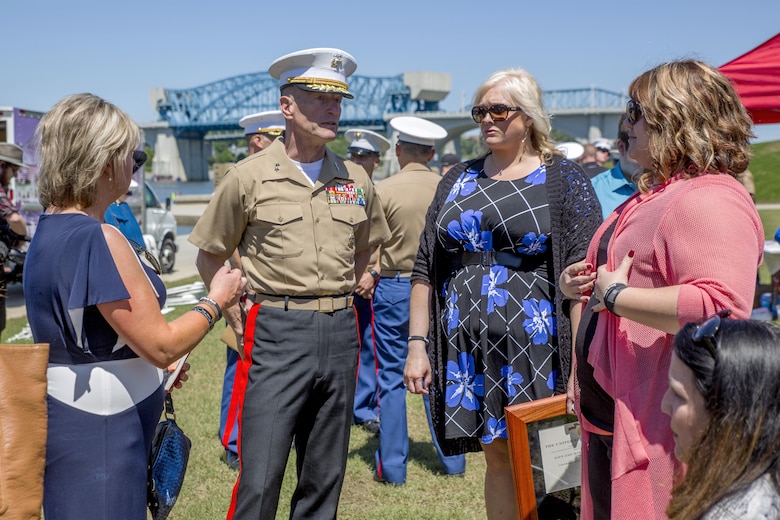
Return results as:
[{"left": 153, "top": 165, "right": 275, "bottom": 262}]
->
[{"left": 590, "top": 114, "right": 641, "bottom": 219}]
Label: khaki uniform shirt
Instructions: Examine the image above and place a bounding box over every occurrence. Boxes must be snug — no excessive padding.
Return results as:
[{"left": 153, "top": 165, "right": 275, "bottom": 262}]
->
[
  {"left": 189, "top": 139, "right": 390, "bottom": 296},
  {"left": 375, "top": 163, "right": 440, "bottom": 273}
]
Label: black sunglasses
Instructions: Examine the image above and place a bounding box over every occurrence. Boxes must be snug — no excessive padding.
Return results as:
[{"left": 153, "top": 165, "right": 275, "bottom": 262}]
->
[
  {"left": 132, "top": 150, "right": 147, "bottom": 174},
  {"left": 692, "top": 309, "right": 732, "bottom": 357},
  {"left": 471, "top": 104, "right": 523, "bottom": 124},
  {"left": 626, "top": 99, "right": 643, "bottom": 125}
]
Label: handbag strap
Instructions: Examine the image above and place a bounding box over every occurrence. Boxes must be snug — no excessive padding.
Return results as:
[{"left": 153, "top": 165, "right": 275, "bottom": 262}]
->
[{"left": 164, "top": 393, "right": 176, "bottom": 420}]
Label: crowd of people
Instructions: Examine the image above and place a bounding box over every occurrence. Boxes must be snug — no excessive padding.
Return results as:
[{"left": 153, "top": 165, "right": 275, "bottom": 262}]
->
[{"left": 10, "top": 45, "right": 776, "bottom": 520}]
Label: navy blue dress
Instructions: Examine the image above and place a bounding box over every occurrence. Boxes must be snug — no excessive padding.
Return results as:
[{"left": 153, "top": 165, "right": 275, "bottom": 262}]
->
[
  {"left": 24, "top": 213, "right": 167, "bottom": 519},
  {"left": 434, "top": 160, "right": 558, "bottom": 444}
]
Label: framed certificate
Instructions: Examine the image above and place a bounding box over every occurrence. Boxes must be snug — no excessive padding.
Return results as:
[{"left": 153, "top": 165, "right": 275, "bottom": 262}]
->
[{"left": 505, "top": 394, "right": 581, "bottom": 519}]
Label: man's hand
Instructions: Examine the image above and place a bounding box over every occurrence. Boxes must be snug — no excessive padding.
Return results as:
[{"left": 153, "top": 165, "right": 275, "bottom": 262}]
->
[{"left": 354, "top": 271, "right": 377, "bottom": 299}]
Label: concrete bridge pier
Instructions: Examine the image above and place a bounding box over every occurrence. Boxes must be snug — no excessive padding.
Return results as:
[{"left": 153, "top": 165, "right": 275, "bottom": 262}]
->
[{"left": 142, "top": 123, "right": 212, "bottom": 181}]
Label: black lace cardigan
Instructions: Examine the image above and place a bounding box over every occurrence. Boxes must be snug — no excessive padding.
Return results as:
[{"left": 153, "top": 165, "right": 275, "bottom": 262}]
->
[{"left": 411, "top": 153, "right": 602, "bottom": 455}]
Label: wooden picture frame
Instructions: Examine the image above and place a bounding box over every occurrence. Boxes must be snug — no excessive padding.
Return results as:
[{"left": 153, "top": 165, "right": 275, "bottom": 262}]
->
[{"left": 506, "top": 394, "right": 581, "bottom": 520}]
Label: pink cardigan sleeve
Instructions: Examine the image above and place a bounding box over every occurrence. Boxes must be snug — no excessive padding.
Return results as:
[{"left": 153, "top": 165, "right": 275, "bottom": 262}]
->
[{"left": 655, "top": 179, "right": 763, "bottom": 323}]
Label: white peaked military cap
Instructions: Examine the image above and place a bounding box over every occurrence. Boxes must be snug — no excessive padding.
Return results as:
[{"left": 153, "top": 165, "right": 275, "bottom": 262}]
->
[
  {"left": 556, "top": 142, "right": 585, "bottom": 161},
  {"left": 269, "top": 47, "right": 357, "bottom": 99},
  {"left": 239, "top": 110, "right": 286, "bottom": 136},
  {"left": 592, "top": 138, "right": 612, "bottom": 152},
  {"left": 345, "top": 129, "right": 391, "bottom": 154},
  {"left": 389, "top": 116, "right": 447, "bottom": 147}
]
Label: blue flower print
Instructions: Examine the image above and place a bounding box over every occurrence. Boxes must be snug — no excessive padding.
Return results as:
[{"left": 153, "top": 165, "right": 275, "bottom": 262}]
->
[
  {"left": 446, "top": 352, "right": 484, "bottom": 411},
  {"left": 445, "top": 169, "right": 479, "bottom": 202},
  {"left": 501, "top": 365, "right": 524, "bottom": 397},
  {"left": 524, "top": 164, "right": 546, "bottom": 185},
  {"left": 522, "top": 298, "right": 555, "bottom": 345},
  {"left": 446, "top": 290, "right": 460, "bottom": 334},
  {"left": 481, "top": 266, "right": 509, "bottom": 314},
  {"left": 481, "top": 417, "right": 507, "bottom": 443},
  {"left": 517, "top": 232, "right": 548, "bottom": 255},
  {"left": 546, "top": 369, "right": 559, "bottom": 391},
  {"left": 447, "top": 209, "right": 493, "bottom": 252}
]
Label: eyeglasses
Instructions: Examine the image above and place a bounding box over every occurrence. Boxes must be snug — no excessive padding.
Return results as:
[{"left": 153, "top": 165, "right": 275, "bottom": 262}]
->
[
  {"left": 626, "top": 99, "right": 643, "bottom": 125},
  {"left": 692, "top": 309, "right": 732, "bottom": 357},
  {"left": 132, "top": 150, "right": 147, "bottom": 174},
  {"left": 471, "top": 104, "right": 523, "bottom": 124}
]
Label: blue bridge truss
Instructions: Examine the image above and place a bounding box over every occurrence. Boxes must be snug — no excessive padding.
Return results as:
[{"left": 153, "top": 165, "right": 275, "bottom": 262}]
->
[{"left": 154, "top": 71, "right": 627, "bottom": 136}]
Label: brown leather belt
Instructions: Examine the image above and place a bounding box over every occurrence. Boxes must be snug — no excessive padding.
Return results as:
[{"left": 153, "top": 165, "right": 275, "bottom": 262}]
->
[
  {"left": 380, "top": 269, "right": 412, "bottom": 279},
  {"left": 249, "top": 293, "right": 354, "bottom": 313}
]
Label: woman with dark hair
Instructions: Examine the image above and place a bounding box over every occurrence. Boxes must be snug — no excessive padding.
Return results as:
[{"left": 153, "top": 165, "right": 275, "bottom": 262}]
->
[
  {"left": 564, "top": 60, "right": 764, "bottom": 519},
  {"left": 404, "top": 67, "right": 601, "bottom": 519},
  {"left": 663, "top": 315, "right": 780, "bottom": 519}
]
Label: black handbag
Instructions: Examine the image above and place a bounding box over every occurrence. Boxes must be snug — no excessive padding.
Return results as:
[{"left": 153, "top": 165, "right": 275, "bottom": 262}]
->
[{"left": 147, "top": 392, "right": 192, "bottom": 520}]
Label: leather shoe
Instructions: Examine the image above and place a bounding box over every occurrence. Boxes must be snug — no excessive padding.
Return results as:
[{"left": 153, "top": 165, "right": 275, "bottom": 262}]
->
[
  {"left": 358, "top": 419, "right": 380, "bottom": 437},
  {"left": 373, "top": 472, "right": 404, "bottom": 487},
  {"left": 222, "top": 450, "right": 240, "bottom": 471}
]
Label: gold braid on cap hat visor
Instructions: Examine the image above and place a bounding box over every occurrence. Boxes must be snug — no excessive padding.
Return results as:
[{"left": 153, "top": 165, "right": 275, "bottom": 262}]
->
[
  {"left": 260, "top": 128, "right": 284, "bottom": 137},
  {"left": 286, "top": 76, "right": 351, "bottom": 96}
]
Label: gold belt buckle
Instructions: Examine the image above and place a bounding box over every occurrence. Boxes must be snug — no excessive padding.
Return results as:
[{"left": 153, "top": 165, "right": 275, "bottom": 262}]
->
[{"left": 318, "top": 297, "right": 335, "bottom": 313}]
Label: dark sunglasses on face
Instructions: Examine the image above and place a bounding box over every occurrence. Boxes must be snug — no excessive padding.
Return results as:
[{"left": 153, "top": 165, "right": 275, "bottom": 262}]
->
[
  {"left": 626, "top": 99, "right": 643, "bottom": 125},
  {"left": 471, "top": 104, "right": 523, "bottom": 124},
  {"left": 132, "top": 150, "right": 147, "bottom": 174},
  {"left": 692, "top": 309, "right": 732, "bottom": 357}
]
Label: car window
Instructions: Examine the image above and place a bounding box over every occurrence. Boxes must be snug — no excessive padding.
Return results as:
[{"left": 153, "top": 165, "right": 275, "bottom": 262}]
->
[{"left": 145, "top": 184, "right": 161, "bottom": 208}]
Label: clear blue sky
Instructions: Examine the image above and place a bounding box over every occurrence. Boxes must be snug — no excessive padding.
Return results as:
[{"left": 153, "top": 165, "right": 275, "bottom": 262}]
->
[{"left": 6, "top": 0, "right": 780, "bottom": 141}]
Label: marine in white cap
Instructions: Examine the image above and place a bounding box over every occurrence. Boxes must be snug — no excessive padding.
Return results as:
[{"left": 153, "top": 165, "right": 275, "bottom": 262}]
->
[
  {"left": 370, "top": 115, "right": 466, "bottom": 485},
  {"left": 239, "top": 110, "right": 286, "bottom": 155},
  {"left": 345, "top": 127, "right": 391, "bottom": 439},
  {"left": 189, "top": 48, "right": 390, "bottom": 520},
  {"left": 217, "top": 110, "right": 287, "bottom": 472},
  {"left": 345, "top": 128, "right": 390, "bottom": 177}
]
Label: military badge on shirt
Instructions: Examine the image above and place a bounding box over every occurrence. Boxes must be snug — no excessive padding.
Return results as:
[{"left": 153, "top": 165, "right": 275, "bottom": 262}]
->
[{"left": 326, "top": 181, "right": 365, "bottom": 206}]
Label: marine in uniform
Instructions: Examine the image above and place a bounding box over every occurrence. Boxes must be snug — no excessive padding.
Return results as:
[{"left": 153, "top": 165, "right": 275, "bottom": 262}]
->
[
  {"left": 189, "top": 48, "right": 390, "bottom": 519},
  {"left": 346, "top": 128, "right": 391, "bottom": 436},
  {"left": 218, "top": 110, "right": 286, "bottom": 471},
  {"left": 372, "top": 116, "right": 465, "bottom": 485}
]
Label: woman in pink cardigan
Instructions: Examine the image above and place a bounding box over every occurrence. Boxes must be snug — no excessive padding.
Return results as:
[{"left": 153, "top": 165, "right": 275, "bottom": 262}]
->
[{"left": 562, "top": 60, "right": 763, "bottom": 519}]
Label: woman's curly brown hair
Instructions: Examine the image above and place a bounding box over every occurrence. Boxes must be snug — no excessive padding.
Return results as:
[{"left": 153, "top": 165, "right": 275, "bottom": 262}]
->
[{"left": 629, "top": 60, "right": 754, "bottom": 193}]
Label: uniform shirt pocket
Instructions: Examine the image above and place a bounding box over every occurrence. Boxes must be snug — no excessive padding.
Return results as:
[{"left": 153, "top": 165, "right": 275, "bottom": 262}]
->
[
  {"left": 254, "top": 203, "right": 305, "bottom": 259},
  {"left": 330, "top": 205, "right": 368, "bottom": 259}
]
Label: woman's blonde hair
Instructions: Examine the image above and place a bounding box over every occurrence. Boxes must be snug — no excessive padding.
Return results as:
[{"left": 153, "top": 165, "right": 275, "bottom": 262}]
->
[
  {"left": 472, "top": 68, "right": 560, "bottom": 164},
  {"left": 629, "top": 60, "right": 754, "bottom": 193},
  {"left": 36, "top": 93, "right": 139, "bottom": 209}
]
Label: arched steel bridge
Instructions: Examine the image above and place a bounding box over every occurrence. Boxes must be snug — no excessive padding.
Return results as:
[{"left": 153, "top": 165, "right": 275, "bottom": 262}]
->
[{"left": 153, "top": 71, "right": 628, "bottom": 137}]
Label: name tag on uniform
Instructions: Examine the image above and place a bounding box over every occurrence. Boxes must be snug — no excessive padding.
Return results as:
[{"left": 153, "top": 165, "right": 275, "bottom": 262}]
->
[{"left": 326, "top": 182, "right": 365, "bottom": 206}]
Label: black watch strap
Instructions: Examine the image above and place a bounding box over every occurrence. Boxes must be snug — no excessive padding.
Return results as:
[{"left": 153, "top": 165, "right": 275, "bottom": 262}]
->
[{"left": 603, "top": 283, "right": 627, "bottom": 316}]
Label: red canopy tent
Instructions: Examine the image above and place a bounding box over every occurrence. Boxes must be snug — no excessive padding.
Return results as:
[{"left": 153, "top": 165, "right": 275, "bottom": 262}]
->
[{"left": 719, "top": 33, "right": 780, "bottom": 124}]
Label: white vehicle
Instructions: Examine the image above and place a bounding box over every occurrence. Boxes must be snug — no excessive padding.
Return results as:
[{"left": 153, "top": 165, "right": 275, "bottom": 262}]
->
[{"left": 137, "top": 182, "right": 177, "bottom": 273}]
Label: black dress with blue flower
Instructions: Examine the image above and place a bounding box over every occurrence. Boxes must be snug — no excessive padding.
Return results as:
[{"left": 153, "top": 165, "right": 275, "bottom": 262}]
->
[{"left": 435, "top": 158, "right": 558, "bottom": 444}]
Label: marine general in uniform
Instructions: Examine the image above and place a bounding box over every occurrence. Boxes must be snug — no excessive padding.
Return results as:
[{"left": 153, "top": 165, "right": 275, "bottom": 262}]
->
[{"left": 189, "top": 48, "right": 390, "bottom": 520}]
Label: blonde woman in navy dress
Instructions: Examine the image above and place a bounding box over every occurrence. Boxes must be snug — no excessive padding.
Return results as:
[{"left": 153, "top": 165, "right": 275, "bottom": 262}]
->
[
  {"left": 404, "top": 69, "right": 601, "bottom": 519},
  {"left": 24, "top": 93, "right": 245, "bottom": 519}
]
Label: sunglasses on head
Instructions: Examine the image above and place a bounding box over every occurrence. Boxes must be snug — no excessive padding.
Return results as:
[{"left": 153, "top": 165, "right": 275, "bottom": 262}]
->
[
  {"left": 132, "top": 150, "right": 147, "bottom": 174},
  {"left": 471, "top": 104, "right": 523, "bottom": 124},
  {"left": 626, "top": 99, "right": 643, "bottom": 125},
  {"left": 692, "top": 309, "right": 732, "bottom": 357}
]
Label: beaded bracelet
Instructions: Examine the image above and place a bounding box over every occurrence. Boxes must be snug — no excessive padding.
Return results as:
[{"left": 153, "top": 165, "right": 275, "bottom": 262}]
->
[
  {"left": 199, "top": 296, "right": 223, "bottom": 322},
  {"left": 407, "top": 335, "right": 430, "bottom": 345},
  {"left": 191, "top": 305, "right": 215, "bottom": 331}
]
